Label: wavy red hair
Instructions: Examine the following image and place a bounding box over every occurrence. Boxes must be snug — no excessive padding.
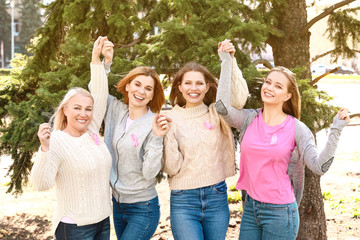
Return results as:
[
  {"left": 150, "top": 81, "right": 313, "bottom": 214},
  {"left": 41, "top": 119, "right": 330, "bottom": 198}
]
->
[{"left": 116, "top": 67, "right": 165, "bottom": 113}]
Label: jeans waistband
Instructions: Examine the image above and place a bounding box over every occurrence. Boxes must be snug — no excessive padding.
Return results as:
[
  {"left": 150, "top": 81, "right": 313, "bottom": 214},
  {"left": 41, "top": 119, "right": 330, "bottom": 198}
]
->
[{"left": 245, "top": 193, "right": 297, "bottom": 206}]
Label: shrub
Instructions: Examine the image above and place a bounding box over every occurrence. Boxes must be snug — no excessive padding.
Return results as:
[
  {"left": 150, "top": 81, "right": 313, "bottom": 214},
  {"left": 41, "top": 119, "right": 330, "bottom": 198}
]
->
[{"left": 228, "top": 191, "right": 242, "bottom": 203}]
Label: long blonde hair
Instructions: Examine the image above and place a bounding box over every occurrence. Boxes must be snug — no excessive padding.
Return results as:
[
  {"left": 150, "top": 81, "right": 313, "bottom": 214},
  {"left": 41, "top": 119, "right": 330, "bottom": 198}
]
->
[{"left": 50, "top": 87, "right": 94, "bottom": 131}]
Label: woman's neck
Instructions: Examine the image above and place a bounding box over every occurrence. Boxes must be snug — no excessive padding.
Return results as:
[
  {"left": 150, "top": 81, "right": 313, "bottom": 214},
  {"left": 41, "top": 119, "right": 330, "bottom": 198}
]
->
[
  {"left": 184, "top": 101, "right": 204, "bottom": 109},
  {"left": 128, "top": 105, "right": 148, "bottom": 120},
  {"left": 262, "top": 105, "right": 287, "bottom": 126}
]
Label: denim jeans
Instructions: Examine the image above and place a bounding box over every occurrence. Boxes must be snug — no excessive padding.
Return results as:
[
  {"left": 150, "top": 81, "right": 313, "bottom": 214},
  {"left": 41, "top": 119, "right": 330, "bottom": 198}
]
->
[
  {"left": 239, "top": 194, "right": 299, "bottom": 240},
  {"left": 170, "top": 181, "right": 230, "bottom": 240},
  {"left": 112, "top": 196, "right": 160, "bottom": 240},
  {"left": 55, "top": 217, "right": 110, "bottom": 240}
]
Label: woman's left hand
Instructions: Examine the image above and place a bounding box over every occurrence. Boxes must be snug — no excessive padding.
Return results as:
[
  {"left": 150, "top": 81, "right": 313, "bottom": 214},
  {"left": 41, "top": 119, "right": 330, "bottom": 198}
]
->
[
  {"left": 337, "top": 108, "right": 350, "bottom": 123},
  {"left": 152, "top": 114, "right": 172, "bottom": 137},
  {"left": 102, "top": 40, "right": 114, "bottom": 64},
  {"left": 218, "top": 39, "right": 235, "bottom": 58}
]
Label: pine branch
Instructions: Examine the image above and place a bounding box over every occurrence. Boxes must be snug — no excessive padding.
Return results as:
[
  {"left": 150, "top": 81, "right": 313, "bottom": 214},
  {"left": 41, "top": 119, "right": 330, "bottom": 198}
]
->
[
  {"left": 301, "top": 0, "right": 356, "bottom": 36},
  {"left": 115, "top": 38, "right": 141, "bottom": 48},
  {"left": 266, "top": 26, "right": 285, "bottom": 47},
  {"left": 311, "top": 48, "right": 360, "bottom": 63}
]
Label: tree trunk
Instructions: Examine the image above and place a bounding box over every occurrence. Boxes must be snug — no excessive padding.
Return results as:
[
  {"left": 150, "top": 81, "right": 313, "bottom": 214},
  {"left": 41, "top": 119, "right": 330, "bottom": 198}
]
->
[
  {"left": 269, "top": 0, "right": 311, "bottom": 79},
  {"left": 297, "top": 168, "right": 327, "bottom": 240},
  {"left": 269, "top": 0, "right": 327, "bottom": 239}
]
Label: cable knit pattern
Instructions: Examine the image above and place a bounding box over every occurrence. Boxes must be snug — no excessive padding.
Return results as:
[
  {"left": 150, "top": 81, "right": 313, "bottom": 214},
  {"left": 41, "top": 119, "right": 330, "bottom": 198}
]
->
[
  {"left": 30, "top": 129, "right": 112, "bottom": 233},
  {"left": 31, "top": 64, "right": 112, "bottom": 233},
  {"left": 162, "top": 103, "right": 235, "bottom": 190}
]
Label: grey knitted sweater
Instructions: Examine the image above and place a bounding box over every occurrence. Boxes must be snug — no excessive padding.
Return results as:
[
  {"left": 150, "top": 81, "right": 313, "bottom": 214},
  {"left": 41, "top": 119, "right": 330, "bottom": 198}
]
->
[
  {"left": 90, "top": 64, "right": 163, "bottom": 204},
  {"left": 215, "top": 52, "right": 348, "bottom": 204}
]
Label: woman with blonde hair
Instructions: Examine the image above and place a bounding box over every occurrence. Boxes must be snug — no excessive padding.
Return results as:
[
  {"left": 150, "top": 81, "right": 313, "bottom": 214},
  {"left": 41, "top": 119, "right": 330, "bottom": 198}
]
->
[
  {"left": 216, "top": 40, "right": 350, "bottom": 240},
  {"left": 90, "top": 37, "right": 170, "bottom": 240},
  {"left": 31, "top": 87, "right": 112, "bottom": 239}
]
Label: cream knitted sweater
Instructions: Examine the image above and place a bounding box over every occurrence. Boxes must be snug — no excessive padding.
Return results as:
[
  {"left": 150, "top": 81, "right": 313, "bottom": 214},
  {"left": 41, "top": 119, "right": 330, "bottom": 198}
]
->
[
  {"left": 31, "top": 81, "right": 112, "bottom": 232},
  {"left": 162, "top": 103, "right": 235, "bottom": 190}
]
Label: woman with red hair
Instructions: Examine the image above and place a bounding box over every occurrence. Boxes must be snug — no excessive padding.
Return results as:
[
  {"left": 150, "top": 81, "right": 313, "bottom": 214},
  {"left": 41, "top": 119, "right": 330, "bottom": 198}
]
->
[{"left": 90, "top": 37, "right": 170, "bottom": 240}]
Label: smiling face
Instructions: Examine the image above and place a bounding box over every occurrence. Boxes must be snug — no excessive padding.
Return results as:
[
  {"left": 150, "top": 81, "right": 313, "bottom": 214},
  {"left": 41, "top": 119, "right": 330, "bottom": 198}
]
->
[
  {"left": 126, "top": 75, "right": 155, "bottom": 109},
  {"left": 178, "top": 71, "right": 210, "bottom": 108},
  {"left": 63, "top": 93, "right": 94, "bottom": 137},
  {"left": 261, "top": 71, "right": 292, "bottom": 106}
]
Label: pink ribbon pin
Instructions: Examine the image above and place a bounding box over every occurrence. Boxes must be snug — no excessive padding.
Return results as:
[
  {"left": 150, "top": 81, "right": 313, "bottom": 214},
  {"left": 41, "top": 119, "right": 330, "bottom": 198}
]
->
[
  {"left": 270, "top": 134, "right": 277, "bottom": 146},
  {"left": 203, "top": 122, "right": 214, "bottom": 130},
  {"left": 131, "top": 134, "right": 139, "bottom": 147},
  {"left": 93, "top": 133, "right": 100, "bottom": 145}
]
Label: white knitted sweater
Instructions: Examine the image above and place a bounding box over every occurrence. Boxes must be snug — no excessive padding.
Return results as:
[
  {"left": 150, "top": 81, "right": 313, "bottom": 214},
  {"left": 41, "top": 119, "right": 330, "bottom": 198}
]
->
[{"left": 31, "top": 82, "right": 112, "bottom": 233}]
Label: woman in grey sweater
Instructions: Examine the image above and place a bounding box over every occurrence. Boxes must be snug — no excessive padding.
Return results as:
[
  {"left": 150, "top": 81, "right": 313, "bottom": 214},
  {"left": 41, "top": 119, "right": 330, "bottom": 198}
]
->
[
  {"left": 90, "top": 37, "right": 170, "bottom": 240},
  {"left": 216, "top": 40, "right": 350, "bottom": 240}
]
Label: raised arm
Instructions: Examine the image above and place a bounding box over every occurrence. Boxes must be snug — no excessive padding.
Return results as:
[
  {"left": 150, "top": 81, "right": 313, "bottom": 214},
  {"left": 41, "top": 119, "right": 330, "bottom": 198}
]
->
[
  {"left": 215, "top": 51, "right": 255, "bottom": 129},
  {"left": 89, "top": 37, "right": 113, "bottom": 132},
  {"left": 298, "top": 109, "right": 350, "bottom": 175}
]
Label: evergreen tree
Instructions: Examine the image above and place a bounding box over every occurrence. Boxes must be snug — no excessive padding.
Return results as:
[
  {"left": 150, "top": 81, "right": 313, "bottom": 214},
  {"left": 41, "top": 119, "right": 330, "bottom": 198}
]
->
[
  {"left": 1, "top": 0, "right": 359, "bottom": 239},
  {"left": 0, "top": 0, "right": 11, "bottom": 67},
  {"left": 18, "top": 0, "right": 42, "bottom": 55}
]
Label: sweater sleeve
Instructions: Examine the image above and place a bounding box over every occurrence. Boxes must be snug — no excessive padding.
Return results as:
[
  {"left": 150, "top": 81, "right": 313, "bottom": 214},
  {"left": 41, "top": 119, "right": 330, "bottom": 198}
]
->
[
  {"left": 103, "top": 59, "right": 112, "bottom": 76},
  {"left": 141, "top": 132, "right": 164, "bottom": 180},
  {"left": 89, "top": 63, "right": 109, "bottom": 132},
  {"left": 162, "top": 123, "right": 184, "bottom": 177},
  {"left": 30, "top": 138, "right": 62, "bottom": 191},
  {"left": 215, "top": 52, "right": 252, "bottom": 129},
  {"left": 298, "top": 115, "right": 348, "bottom": 175}
]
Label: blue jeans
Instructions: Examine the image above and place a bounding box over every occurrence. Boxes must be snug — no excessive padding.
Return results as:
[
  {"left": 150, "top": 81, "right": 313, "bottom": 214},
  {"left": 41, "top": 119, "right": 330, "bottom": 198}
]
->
[
  {"left": 239, "top": 194, "right": 299, "bottom": 240},
  {"left": 112, "top": 196, "right": 160, "bottom": 240},
  {"left": 170, "top": 181, "right": 230, "bottom": 240},
  {"left": 55, "top": 217, "right": 110, "bottom": 240}
]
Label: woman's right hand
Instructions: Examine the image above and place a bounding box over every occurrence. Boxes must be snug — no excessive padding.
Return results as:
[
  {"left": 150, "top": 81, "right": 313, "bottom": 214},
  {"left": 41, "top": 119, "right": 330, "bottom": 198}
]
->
[
  {"left": 152, "top": 114, "right": 172, "bottom": 137},
  {"left": 92, "top": 36, "right": 106, "bottom": 64},
  {"left": 38, "top": 123, "right": 51, "bottom": 152}
]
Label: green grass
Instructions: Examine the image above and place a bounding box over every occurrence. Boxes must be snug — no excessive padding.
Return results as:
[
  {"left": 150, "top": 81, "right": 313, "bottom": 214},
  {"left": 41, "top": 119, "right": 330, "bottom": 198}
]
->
[
  {"left": 228, "top": 191, "right": 242, "bottom": 203},
  {"left": 350, "top": 152, "right": 360, "bottom": 162},
  {"left": 228, "top": 184, "right": 237, "bottom": 191},
  {"left": 330, "top": 202, "right": 345, "bottom": 212},
  {"left": 313, "top": 74, "right": 360, "bottom": 84},
  {"left": 235, "top": 205, "right": 243, "bottom": 213},
  {"left": 313, "top": 74, "right": 360, "bottom": 80},
  {"left": 353, "top": 207, "right": 360, "bottom": 219},
  {"left": 323, "top": 191, "right": 333, "bottom": 201}
]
